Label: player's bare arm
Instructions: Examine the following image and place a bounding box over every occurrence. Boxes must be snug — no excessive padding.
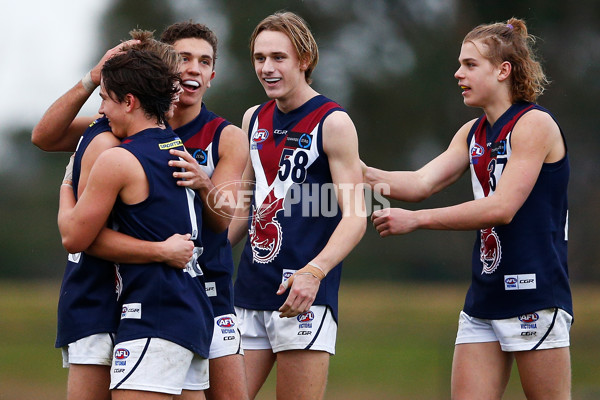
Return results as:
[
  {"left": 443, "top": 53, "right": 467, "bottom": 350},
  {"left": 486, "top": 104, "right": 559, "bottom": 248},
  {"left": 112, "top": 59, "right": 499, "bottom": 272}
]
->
[
  {"left": 364, "top": 119, "right": 473, "bottom": 202},
  {"left": 371, "top": 110, "right": 562, "bottom": 236},
  {"left": 227, "top": 105, "right": 258, "bottom": 247},
  {"left": 87, "top": 229, "right": 194, "bottom": 269},
  {"left": 278, "top": 110, "right": 366, "bottom": 318},
  {"left": 32, "top": 40, "right": 137, "bottom": 152},
  {"left": 58, "top": 147, "right": 139, "bottom": 253}
]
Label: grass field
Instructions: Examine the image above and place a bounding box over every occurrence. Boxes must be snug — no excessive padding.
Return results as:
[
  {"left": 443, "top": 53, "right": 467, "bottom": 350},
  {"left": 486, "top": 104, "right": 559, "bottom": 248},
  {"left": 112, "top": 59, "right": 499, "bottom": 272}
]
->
[{"left": 1, "top": 281, "right": 599, "bottom": 399}]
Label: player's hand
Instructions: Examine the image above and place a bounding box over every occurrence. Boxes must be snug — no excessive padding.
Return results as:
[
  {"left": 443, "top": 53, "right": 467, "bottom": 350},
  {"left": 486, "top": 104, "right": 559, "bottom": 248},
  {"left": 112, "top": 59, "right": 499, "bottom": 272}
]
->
[
  {"left": 169, "top": 149, "right": 212, "bottom": 191},
  {"left": 160, "top": 233, "right": 194, "bottom": 269},
  {"left": 90, "top": 39, "right": 140, "bottom": 85},
  {"left": 371, "top": 207, "right": 418, "bottom": 237},
  {"left": 277, "top": 265, "right": 325, "bottom": 318}
]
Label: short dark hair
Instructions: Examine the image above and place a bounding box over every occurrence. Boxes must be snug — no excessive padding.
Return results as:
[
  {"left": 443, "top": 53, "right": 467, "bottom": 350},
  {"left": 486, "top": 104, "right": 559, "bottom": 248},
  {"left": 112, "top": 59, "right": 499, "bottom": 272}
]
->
[
  {"left": 102, "top": 49, "right": 181, "bottom": 126},
  {"left": 160, "top": 21, "right": 218, "bottom": 66}
]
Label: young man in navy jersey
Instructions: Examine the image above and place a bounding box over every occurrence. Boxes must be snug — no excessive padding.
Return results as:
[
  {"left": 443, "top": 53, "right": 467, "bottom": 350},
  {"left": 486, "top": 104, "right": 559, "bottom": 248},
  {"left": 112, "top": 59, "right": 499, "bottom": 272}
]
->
[
  {"left": 33, "top": 33, "right": 196, "bottom": 400},
  {"left": 363, "top": 18, "right": 572, "bottom": 400},
  {"left": 228, "top": 11, "right": 366, "bottom": 400},
  {"left": 58, "top": 48, "right": 214, "bottom": 399},
  {"left": 33, "top": 24, "right": 249, "bottom": 399},
  {"left": 160, "top": 21, "right": 249, "bottom": 400}
]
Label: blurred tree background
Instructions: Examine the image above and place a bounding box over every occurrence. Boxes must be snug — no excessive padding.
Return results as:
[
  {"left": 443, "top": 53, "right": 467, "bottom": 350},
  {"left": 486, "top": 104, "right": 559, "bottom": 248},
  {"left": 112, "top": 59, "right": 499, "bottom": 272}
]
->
[{"left": 2, "top": 0, "right": 598, "bottom": 285}]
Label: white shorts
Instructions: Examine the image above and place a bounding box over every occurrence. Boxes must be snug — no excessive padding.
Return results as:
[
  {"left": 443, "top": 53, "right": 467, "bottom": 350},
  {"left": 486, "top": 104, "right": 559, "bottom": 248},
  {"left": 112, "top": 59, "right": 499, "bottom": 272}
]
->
[
  {"left": 455, "top": 308, "right": 573, "bottom": 352},
  {"left": 208, "top": 313, "right": 244, "bottom": 359},
  {"left": 182, "top": 353, "right": 210, "bottom": 391},
  {"left": 110, "top": 338, "right": 208, "bottom": 394},
  {"left": 235, "top": 305, "right": 337, "bottom": 355},
  {"left": 61, "top": 333, "right": 115, "bottom": 368}
]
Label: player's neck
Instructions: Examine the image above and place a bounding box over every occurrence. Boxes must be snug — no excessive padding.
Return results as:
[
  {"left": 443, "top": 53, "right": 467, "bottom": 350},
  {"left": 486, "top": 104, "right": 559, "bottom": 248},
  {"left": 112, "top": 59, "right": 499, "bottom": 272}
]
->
[
  {"left": 275, "top": 85, "right": 319, "bottom": 114},
  {"left": 170, "top": 101, "right": 203, "bottom": 130}
]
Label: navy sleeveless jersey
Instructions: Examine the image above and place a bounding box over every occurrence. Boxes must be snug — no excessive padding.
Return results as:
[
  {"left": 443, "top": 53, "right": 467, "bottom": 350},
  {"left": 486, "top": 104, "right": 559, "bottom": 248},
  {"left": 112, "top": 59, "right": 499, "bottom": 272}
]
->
[
  {"left": 175, "top": 104, "right": 236, "bottom": 317},
  {"left": 464, "top": 102, "right": 572, "bottom": 319},
  {"left": 234, "top": 95, "right": 345, "bottom": 321},
  {"left": 112, "top": 127, "right": 213, "bottom": 356},
  {"left": 56, "top": 116, "right": 120, "bottom": 348}
]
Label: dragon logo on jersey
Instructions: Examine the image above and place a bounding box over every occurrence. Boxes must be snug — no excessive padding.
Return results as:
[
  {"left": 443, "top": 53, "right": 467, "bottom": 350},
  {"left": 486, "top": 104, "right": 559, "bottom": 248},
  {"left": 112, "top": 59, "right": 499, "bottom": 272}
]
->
[
  {"left": 250, "top": 192, "right": 284, "bottom": 264},
  {"left": 480, "top": 227, "right": 502, "bottom": 274}
]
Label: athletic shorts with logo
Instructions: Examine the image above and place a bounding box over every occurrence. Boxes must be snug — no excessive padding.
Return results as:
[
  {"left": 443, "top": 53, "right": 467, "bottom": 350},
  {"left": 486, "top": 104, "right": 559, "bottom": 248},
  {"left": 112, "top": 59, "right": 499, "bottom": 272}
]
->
[
  {"left": 455, "top": 308, "right": 572, "bottom": 352},
  {"left": 236, "top": 305, "right": 337, "bottom": 354}
]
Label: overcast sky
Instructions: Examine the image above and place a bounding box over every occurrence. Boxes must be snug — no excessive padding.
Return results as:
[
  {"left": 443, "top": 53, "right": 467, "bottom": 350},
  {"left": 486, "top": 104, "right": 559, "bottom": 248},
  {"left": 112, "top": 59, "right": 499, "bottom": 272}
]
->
[{"left": 0, "top": 1, "right": 108, "bottom": 132}]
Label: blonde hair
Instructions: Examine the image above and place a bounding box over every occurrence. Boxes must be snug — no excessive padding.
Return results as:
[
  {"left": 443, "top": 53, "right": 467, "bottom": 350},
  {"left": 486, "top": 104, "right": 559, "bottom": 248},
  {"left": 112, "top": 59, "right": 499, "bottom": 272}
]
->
[
  {"left": 250, "top": 11, "right": 319, "bottom": 84},
  {"left": 464, "top": 17, "right": 549, "bottom": 102}
]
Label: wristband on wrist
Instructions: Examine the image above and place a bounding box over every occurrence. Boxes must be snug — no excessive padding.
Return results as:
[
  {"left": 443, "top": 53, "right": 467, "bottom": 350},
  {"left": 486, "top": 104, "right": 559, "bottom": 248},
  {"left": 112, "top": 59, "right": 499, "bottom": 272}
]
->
[{"left": 81, "top": 71, "right": 98, "bottom": 93}]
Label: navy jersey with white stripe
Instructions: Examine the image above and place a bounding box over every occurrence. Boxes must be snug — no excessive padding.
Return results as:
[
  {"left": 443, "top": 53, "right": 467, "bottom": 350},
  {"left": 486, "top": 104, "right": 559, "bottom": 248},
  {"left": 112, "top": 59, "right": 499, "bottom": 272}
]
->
[
  {"left": 56, "top": 116, "right": 120, "bottom": 348},
  {"left": 175, "top": 104, "right": 236, "bottom": 317},
  {"left": 464, "top": 101, "right": 572, "bottom": 319},
  {"left": 112, "top": 127, "right": 213, "bottom": 357},
  {"left": 234, "top": 95, "right": 345, "bottom": 321}
]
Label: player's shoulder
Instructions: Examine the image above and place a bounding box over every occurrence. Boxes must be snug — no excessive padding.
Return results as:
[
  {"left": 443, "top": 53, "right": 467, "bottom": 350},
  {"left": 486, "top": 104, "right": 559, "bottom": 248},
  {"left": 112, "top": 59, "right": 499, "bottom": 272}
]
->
[{"left": 220, "top": 124, "right": 249, "bottom": 153}]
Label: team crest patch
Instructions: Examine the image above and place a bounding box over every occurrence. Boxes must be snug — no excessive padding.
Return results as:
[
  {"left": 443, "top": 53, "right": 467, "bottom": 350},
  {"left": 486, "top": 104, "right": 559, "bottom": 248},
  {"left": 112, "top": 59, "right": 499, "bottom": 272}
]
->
[
  {"left": 250, "top": 193, "right": 284, "bottom": 264},
  {"left": 480, "top": 227, "right": 501, "bottom": 274}
]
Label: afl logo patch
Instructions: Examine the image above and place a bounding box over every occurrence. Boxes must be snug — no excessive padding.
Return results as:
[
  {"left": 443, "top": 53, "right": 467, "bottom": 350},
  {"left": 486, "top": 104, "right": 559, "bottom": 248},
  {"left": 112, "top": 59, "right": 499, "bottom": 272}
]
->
[
  {"left": 297, "top": 311, "right": 314, "bottom": 323},
  {"left": 505, "top": 277, "right": 517, "bottom": 285},
  {"left": 519, "top": 313, "right": 539, "bottom": 323},
  {"left": 470, "top": 143, "right": 484, "bottom": 160},
  {"left": 217, "top": 316, "right": 235, "bottom": 328},
  {"left": 114, "top": 348, "right": 130, "bottom": 359},
  {"left": 252, "top": 129, "right": 269, "bottom": 143}
]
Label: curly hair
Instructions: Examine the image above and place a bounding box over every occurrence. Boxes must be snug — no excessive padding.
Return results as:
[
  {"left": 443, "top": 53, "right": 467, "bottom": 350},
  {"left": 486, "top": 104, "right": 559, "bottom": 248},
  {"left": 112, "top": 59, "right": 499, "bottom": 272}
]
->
[{"left": 463, "top": 17, "right": 549, "bottom": 102}]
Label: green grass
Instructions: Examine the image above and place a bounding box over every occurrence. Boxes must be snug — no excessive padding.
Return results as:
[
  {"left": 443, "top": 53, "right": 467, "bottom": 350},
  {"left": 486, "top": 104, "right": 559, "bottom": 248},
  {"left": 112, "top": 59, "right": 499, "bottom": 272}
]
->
[{"left": 1, "top": 281, "right": 599, "bottom": 399}]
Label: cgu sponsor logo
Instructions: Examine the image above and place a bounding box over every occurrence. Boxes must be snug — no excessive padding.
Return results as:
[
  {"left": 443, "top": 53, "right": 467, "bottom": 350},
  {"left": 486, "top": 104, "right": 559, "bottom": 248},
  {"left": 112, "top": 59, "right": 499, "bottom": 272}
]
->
[
  {"left": 519, "top": 313, "right": 539, "bottom": 323},
  {"left": 217, "top": 316, "right": 235, "bottom": 328},
  {"left": 297, "top": 311, "right": 314, "bottom": 323},
  {"left": 114, "top": 348, "right": 130, "bottom": 360}
]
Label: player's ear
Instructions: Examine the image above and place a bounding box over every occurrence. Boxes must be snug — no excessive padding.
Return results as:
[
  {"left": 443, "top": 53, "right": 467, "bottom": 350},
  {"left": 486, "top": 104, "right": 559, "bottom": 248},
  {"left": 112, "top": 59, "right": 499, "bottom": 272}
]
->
[
  {"left": 124, "top": 93, "right": 136, "bottom": 111},
  {"left": 498, "top": 61, "right": 512, "bottom": 82}
]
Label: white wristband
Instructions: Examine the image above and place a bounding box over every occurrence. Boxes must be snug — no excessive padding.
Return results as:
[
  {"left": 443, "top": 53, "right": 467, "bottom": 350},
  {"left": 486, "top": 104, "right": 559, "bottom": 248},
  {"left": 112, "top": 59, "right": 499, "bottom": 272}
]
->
[{"left": 81, "top": 71, "right": 97, "bottom": 93}]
